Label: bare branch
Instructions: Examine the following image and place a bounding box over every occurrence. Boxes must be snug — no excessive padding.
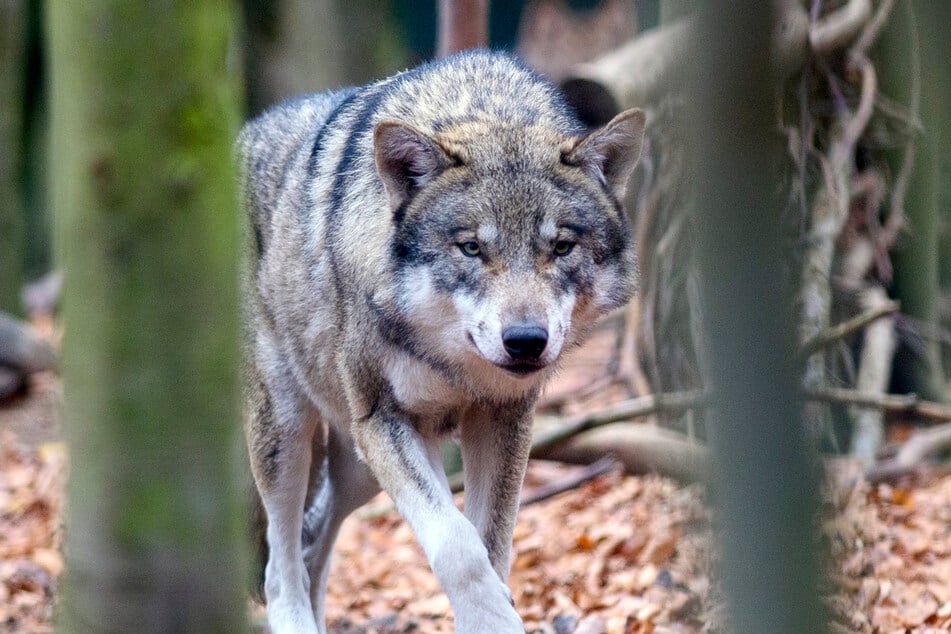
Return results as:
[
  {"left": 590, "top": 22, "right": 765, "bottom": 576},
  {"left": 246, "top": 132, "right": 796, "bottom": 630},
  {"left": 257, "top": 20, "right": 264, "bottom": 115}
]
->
[
  {"left": 865, "top": 423, "right": 951, "bottom": 483},
  {"left": 851, "top": 0, "right": 895, "bottom": 58},
  {"left": 848, "top": 288, "right": 898, "bottom": 463},
  {"left": 806, "top": 388, "right": 951, "bottom": 422},
  {"left": 530, "top": 390, "right": 707, "bottom": 455},
  {"left": 799, "top": 299, "right": 899, "bottom": 357},
  {"left": 809, "top": 0, "right": 872, "bottom": 55},
  {"left": 519, "top": 458, "right": 619, "bottom": 507}
]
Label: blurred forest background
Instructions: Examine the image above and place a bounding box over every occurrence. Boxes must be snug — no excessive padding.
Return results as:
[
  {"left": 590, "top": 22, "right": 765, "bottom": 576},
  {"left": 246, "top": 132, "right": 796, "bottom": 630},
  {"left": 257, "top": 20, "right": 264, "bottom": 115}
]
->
[{"left": 1, "top": 0, "right": 950, "bottom": 633}]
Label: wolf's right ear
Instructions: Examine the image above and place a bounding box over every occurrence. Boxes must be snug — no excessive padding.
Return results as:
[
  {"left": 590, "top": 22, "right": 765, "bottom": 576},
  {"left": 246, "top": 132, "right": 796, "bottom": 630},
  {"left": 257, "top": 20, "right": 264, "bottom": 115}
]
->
[{"left": 374, "top": 120, "right": 455, "bottom": 212}]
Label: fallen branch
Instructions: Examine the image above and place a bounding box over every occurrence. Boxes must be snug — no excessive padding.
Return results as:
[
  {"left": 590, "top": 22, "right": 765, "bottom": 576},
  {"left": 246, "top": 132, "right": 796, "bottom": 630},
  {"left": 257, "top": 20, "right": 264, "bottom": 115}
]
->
[
  {"left": 0, "top": 312, "right": 58, "bottom": 374},
  {"left": 0, "top": 366, "right": 23, "bottom": 400},
  {"left": 560, "top": 2, "right": 809, "bottom": 119},
  {"left": 530, "top": 390, "right": 707, "bottom": 454},
  {"left": 532, "top": 420, "right": 710, "bottom": 484},
  {"left": 865, "top": 423, "right": 951, "bottom": 483},
  {"left": 519, "top": 457, "right": 619, "bottom": 507},
  {"left": 806, "top": 388, "right": 951, "bottom": 422},
  {"left": 799, "top": 299, "right": 899, "bottom": 357}
]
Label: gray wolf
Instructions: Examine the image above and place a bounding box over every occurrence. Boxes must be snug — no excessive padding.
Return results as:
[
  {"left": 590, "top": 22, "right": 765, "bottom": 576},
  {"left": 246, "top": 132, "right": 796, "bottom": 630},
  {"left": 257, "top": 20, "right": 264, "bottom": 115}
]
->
[{"left": 237, "top": 50, "right": 644, "bottom": 633}]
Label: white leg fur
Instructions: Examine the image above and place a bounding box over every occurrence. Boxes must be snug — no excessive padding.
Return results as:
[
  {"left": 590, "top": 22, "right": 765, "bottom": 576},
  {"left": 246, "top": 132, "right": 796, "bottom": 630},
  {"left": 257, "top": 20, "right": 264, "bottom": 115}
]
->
[
  {"left": 261, "top": 419, "right": 320, "bottom": 634},
  {"left": 460, "top": 410, "right": 533, "bottom": 583},
  {"left": 353, "top": 417, "right": 523, "bottom": 633}
]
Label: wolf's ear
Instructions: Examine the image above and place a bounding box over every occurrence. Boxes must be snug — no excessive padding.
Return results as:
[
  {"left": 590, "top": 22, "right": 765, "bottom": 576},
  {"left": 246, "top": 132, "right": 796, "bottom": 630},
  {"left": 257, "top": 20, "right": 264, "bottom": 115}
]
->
[
  {"left": 374, "top": 120, "right": 454, "bottom": 212},
  {"left": 563, "top": 108, "right": 646, "bottom": 200}
]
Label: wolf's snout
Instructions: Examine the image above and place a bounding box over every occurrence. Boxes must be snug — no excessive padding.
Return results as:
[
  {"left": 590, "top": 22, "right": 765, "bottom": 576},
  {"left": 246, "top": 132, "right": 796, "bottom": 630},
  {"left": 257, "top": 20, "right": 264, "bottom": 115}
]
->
[{"left": 501, "top": 324, "right": 548, "bottom": 361}]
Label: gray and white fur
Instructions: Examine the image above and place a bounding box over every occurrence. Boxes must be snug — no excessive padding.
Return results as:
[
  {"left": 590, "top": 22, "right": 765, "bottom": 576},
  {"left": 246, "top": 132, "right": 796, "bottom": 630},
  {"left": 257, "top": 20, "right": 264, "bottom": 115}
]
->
[{"left": 238, "top": 50, "right": 645, "bottom": 633}]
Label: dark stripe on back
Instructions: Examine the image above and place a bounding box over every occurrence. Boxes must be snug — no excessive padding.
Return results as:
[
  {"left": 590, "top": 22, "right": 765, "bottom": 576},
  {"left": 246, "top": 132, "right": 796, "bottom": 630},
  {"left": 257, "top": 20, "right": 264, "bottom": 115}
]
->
[
  {"left": 326, "top": 85, "right": 390, "bottom": 222},
  {"left": 306, "top": 87, "right": 361, "bottom": 183}
]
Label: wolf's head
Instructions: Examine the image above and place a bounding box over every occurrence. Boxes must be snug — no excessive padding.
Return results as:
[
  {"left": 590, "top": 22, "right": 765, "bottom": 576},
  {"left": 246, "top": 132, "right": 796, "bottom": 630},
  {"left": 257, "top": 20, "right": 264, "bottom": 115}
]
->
[{"left": 373, "top": 109, "right": 645, "bottom": 384}]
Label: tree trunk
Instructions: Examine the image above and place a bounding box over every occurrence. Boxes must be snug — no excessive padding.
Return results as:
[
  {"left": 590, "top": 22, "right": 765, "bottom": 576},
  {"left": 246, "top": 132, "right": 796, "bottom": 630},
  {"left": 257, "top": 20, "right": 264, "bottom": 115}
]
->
[
  {"left": 878, "top": 1, "right": 947, "bottom": 401},
  {"left": 48, "top": 3, "right": 248, "bottom": 631},
  {"left": 243, "top": 0, "right": 407, "bottom": 116},
  {"left": 916, "top": 1, "right": 951, "bottom": 379},
  {"left": 688, "top": 2, "right": 825, "bottom": 633},
  {"left": 659, "top": 0, "right": 693, "bottom": 24},
  {"left": 243, "top": 0, "right": 346, "bottom": 115},
  {"left": 0, "top": 0, "right": 27, "bottom": 314}
]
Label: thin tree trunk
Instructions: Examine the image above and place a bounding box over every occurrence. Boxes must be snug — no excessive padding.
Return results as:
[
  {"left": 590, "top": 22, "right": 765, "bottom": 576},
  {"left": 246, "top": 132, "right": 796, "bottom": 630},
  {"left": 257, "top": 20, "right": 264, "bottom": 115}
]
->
[
  {"left": 878, "top": 1, "right": 947, "bottom": 401},
  {"left": 916, "top": 0, "right": 951, "bottom": 384},
  {"left": 688, "top": 2, "right": 825, "bottom": 633},
  {"left": 0, "top": 0, "right": 27, "bottom": 314},
  {"left": 48, "top": 3, "right": 248, "bottom": 631},
  {"left": 436, "top": 0, "right": 488, "bottom": 57}
]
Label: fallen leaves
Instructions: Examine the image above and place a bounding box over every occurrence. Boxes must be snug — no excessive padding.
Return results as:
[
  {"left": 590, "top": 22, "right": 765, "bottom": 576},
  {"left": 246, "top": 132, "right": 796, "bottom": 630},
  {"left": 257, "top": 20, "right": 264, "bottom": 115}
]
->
[
  {"left": 3, "top": 381, "right": 951, "bottom": 632},
  {"left": 0, "top": 433, "right": 66, "bottom": 633},
  {"left": 825, "top": 468, "right": 951, "bottom": 632},
  {"left": 324, "top": 467, "right": 713, "bottom": 633}
]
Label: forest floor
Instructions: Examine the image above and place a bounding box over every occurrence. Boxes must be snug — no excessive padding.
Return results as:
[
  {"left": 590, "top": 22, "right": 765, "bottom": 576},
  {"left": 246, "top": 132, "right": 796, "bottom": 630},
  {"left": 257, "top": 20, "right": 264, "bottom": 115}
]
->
[{"left": 1, "top": 322, "right": 951, "bottom": 633}]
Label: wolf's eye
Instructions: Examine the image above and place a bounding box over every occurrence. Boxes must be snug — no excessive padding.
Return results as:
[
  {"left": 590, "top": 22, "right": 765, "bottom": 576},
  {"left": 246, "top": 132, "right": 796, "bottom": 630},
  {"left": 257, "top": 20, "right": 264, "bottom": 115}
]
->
[
  {"left": 553, "top": 240, "right": 575, "bottom": 257},
  {"left": 459, "top": 241, "right": 481, "bottom": 257}
]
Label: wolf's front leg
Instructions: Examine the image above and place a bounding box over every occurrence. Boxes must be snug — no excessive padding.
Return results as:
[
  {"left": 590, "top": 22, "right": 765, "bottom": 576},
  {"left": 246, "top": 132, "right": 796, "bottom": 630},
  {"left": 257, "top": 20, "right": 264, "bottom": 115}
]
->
[
  {"left": 460, "top": 404, "right": 534, "bottom": 583},
  {"left": 247, "top": 369, "right": 322, "bottom": 634},
  {"left": 352, "top": 406, "right": 524, "bottom": 633}
]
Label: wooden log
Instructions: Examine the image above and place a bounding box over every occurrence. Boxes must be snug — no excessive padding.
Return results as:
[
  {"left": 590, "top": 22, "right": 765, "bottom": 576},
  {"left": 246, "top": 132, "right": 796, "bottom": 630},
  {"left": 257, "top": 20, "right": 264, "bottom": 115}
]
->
[
  {"left": 532, "top": 420, "right": 709, "bottom": 484},
  {"left": 560, "top": 1, "right": 809, "bottom": 120},
  {"left": 0, "top": 311, "right": 57, "bottom": 373}
]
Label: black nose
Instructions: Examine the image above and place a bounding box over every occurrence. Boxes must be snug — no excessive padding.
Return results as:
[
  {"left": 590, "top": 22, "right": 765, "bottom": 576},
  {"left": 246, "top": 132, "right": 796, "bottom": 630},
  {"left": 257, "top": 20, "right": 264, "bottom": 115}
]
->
[{"left": 502, "top": 325, "right": 548, "bottom": 361}]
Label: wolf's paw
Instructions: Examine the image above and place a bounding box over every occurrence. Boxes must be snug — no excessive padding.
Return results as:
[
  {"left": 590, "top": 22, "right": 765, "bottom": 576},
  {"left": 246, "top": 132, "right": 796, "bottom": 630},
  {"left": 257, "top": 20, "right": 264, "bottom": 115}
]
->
[
  {"left": 453, "top": 598, "right": 523, "bottom": 634},
  {"left": 267, "top": 599, "right": 322, "bottom": 634},
  {"left": 450, "top": 574, "right": 523, "bottom": 633}
]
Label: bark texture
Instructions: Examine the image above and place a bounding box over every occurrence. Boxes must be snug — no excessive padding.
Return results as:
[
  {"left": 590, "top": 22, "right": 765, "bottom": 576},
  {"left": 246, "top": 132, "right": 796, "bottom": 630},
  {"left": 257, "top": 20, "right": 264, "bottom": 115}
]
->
[
  {"left": 48, "top": 3, "right": 248, "bottom": 631},
  {"left": 0, "top": 0, "right": 27, "bottom": 314}
]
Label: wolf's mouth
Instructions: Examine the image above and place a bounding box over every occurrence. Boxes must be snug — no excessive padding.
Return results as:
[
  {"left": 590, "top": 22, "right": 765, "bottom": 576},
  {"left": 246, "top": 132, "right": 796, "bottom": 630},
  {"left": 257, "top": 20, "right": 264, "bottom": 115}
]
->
[{"left": 497, "top": 362, "right": 545, "bottom": 376}]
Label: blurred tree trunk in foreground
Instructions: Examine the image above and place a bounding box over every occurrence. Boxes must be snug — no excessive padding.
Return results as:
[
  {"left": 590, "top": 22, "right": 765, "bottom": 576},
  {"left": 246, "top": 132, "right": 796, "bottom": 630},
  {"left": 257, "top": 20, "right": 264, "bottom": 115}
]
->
[
  {"left": 688, "top": 2, "right": 825, "bottom": 633},
  {"left": 0, "top": 0, "right": 27, "bottom": 314},
  {"left": 48, "top": 3, "right": 248, "bottom": 632}
]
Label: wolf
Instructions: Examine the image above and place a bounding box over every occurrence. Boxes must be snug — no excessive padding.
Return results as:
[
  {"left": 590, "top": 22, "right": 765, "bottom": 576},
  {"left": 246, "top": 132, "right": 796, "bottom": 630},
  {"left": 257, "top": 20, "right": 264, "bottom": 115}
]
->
[{"left": 237, "top": 50, "right": 645, "bottom": 633}]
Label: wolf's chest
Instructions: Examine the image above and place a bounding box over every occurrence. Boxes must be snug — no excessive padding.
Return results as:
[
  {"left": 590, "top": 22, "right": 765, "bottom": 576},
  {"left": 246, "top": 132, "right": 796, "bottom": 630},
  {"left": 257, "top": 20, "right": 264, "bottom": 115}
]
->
[{"left": 382, "top": 351, "right": 470, "bottom": 435}]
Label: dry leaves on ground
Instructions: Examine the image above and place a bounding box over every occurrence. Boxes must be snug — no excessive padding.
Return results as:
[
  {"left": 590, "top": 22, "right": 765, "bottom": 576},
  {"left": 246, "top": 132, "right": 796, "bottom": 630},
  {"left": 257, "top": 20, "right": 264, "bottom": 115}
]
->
[
  {"left": 3, "top": 376, "right": 951, "bottom": 632},
  {"left": 0, "top": 432, "right": 66, "bottom": 633}
]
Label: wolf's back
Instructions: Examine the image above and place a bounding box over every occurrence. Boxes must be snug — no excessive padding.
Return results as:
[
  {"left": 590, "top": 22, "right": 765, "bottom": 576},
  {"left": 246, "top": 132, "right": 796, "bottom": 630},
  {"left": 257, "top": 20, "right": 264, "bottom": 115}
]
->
[{"left": 236, "top": 89, "right": 357, "bottom": 263}]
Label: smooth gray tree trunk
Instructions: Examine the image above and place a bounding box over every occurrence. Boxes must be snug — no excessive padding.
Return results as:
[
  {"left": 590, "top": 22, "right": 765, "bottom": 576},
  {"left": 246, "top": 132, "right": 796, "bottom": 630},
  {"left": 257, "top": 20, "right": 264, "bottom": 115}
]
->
[{"left": 687, "top": 2, "right": 826, "bottom": 632}]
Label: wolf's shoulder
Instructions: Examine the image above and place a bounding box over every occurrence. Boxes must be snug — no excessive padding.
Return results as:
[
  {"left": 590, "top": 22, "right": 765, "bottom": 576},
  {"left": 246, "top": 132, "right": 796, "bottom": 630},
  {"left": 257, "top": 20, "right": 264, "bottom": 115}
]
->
[{"left": 237, "top": 88, "right": 358, "bottom": 170}]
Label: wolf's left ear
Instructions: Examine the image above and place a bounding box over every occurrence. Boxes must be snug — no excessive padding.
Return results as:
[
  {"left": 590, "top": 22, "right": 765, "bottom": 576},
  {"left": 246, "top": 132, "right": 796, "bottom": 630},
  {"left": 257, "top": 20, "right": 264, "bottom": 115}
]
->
[
  {"left": 374, "top": 120, "right": 455, "bottom": 212},
  {"left": 563, "top": 108, "right": 646, "bottom": 200}
]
